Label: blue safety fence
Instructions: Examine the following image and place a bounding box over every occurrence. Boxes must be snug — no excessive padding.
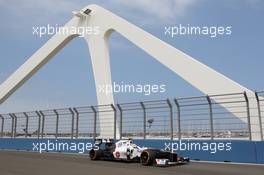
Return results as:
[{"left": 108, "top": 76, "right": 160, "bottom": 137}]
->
[{"left": 0, "top": 138, "right": 263, "bottom": 164}]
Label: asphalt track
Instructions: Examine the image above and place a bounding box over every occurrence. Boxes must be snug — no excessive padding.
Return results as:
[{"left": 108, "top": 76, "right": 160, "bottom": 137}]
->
[{"left": 0, "top": 151, "right": 263, "bottom": 175}]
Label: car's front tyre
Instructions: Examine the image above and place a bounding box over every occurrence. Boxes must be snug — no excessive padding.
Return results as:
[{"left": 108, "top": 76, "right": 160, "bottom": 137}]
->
[{"left": 140, "top": 149, "right": 156, "bottom": 166}]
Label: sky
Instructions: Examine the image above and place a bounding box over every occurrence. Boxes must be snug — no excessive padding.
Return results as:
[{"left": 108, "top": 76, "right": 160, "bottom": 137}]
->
[{"left": 0, "top": 0, "right": 263, "bottom": 113}]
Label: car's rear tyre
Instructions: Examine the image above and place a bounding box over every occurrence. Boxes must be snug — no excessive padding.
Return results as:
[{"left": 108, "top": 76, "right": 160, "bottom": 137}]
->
[
  {"left": 89, "top": 149, "right": 102, "bottom": 160},
  {"left": 140, "top": 149, "right": 156, "bottom": 166}
]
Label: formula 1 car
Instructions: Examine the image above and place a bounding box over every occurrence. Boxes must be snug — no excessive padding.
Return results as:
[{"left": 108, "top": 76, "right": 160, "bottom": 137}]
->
[{"left": 89, "top": 139, "right": 189, "bottom": 166}]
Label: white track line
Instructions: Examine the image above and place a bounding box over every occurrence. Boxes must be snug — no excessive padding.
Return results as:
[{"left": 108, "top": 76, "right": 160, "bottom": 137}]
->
[{"left": 192, "top": 160, "right": 264, "bottom": 166}]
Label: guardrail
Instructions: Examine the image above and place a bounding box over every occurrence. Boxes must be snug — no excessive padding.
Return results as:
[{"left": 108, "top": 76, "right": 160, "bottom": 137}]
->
[{"left": 0, "top": 91, "right": 263, "bottom": 140}]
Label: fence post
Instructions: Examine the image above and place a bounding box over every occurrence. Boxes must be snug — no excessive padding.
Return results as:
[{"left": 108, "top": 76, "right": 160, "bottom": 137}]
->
[
  {"left": 69, "top": 108, "right": 75, "bottom": 139},
  {"left": 206, "top": 95, "right": 214, "bottom": 140},
  {"left": 9, "top": 113, "right": 14, "bottom": 138},
  {"left": 117, "top": 104, "right": 122, "bottom": 140},
  {"left": 244, "top": 92, "right": 252, "bottom": 141},
  {"left": 54, "top": 110, "right": 59, "bottom": 139},
  {"left": 13, "top": 114, "right": 17, "bottom": 138},
  {"left": 166, "top": 99, "right": 173, "bottom": 140},
  {"left": 23, "top": 112, "right": 29, "bottom": 138},
  {"left": 39, "top": 111, "right": 45, "bottom": 138},
  {"left": 35, "top": 111, "right": 41, "bottom": 139},
  {"left": 91, "top": 106, "right": 97, "bottom": 139},
  {"left": 111, "top": 104, "right": 117, "bottom": 140},
  {"left": 174, "top": 99, "right": 181, "bottom": 140},
  {"left": 0, "top": 114, "right": 4, "bottom": 138},
  {"left": 73, "top": 108, "right": 79, "bottom": 139},
  {"left": 255, "top": 92, "right": 263, "bottom": 141},
  {"left": 140, "top": 102, "right": 146, "bottom": 139}
]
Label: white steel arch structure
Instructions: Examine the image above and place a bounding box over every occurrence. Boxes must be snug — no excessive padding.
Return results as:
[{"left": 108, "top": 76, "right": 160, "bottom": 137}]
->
[{"left": 0, "top": 5, "right": 261, "bottom": 140}]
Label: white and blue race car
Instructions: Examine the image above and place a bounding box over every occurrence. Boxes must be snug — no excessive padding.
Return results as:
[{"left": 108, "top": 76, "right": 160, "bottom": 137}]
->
[{"left": 89, "top": 139, "right": 189, "bottom": 166}]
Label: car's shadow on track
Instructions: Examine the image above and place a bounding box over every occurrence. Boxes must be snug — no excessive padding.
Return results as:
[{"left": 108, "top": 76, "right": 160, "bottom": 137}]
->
[{"left": 92, "top": 158, "right": 189, "bottom": 168}]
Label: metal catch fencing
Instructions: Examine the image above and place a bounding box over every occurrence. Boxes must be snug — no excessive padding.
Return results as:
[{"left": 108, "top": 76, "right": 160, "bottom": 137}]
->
[{"left": 0, "top": 91, "right": 264, "bottom": 140}]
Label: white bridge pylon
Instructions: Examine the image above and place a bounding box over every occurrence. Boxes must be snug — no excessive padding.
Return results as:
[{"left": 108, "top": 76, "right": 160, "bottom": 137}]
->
[{"left": 0, "top": 5, "right": 261, "bottom": 140}]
